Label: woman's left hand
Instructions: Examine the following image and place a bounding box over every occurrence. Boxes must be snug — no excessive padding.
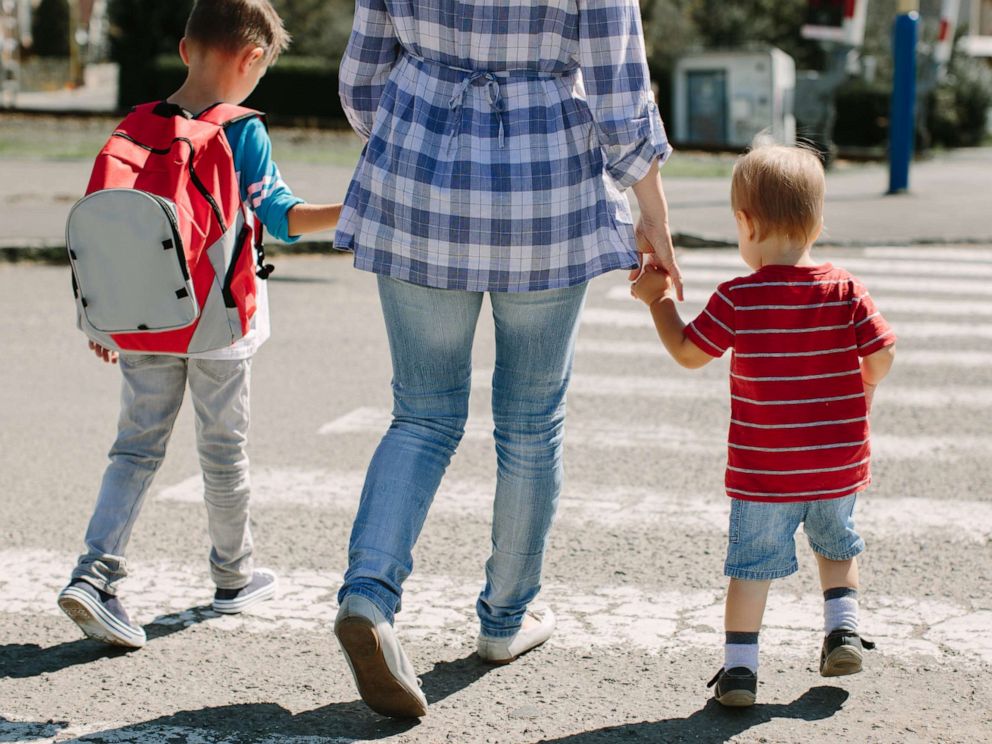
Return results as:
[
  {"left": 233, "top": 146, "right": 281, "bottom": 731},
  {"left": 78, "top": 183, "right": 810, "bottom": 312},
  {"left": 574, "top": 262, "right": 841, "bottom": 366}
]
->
[{"left": 631, "top": 215, "right": 684, "bottom": 302}]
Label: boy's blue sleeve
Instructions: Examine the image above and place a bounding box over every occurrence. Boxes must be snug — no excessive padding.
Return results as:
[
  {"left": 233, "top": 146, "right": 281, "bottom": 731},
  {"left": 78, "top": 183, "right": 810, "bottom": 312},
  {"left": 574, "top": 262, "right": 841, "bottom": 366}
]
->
[{"left": 226, "top": 117, "right": 305, "bottom": 243}]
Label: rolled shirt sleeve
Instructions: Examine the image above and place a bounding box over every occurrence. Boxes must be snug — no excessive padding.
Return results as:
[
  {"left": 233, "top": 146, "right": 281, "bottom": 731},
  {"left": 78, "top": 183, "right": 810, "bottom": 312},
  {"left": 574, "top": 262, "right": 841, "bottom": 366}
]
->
[
  {"left": 339, "top": 0, "right": 402, "bottom": 141},
  {"left": 578, "top": 0, "right": 672, "bottom": 189}
]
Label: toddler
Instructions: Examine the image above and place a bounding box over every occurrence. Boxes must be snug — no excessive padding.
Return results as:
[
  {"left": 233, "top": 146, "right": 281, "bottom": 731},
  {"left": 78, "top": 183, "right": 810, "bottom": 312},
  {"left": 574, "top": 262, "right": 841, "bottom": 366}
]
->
[{"left": 632, "top": 144, "right": 896, "bottom": 706}]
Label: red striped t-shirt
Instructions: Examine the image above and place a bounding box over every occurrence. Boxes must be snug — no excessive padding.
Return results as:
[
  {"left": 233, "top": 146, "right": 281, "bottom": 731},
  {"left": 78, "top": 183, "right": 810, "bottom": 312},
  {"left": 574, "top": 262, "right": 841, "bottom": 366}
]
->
[{"left": 684, "top": 263, "right": 895, "bottom": 503}]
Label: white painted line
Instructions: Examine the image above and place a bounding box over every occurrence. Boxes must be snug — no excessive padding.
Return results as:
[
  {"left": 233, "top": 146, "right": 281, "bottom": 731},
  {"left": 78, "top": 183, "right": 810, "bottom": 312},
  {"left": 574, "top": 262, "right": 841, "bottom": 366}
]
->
[
  {"left": 585, "top": 306, "right": 992, "bottom": 340},
  {"left": 474, "top": 370, "right": 992, "bottom": 410},
  {"left": 862, "top": 247, "right": 992, "bottom": 263},
  {"left": 0, "top": 721, "right": 353, "bottom": 744},
  {"left": 896, "top": 350, "right": 992, "bottom": 368},
  {"left": 320, "top": 405, "right": 992, "bottom": 454},
  {"left": 318, "top": 407, "right": 720, "bottom": 451},
  {"left": 670, "top": 252, "right": 992, "bottom": 278},
  {"left": 157, "top": 468, "right": 992, "bottom": 543},
  {"left": 664, "top": 268, "right": 992, "bottom": 297},
  {"left": 604, "top": 286, "right": 992, "bottom": 318},
  {"left": 5, "top": 550, "right": 990, "bottom": 666},
  {"left": 577, "top": 340, "right": 992, "bottom": 369}
]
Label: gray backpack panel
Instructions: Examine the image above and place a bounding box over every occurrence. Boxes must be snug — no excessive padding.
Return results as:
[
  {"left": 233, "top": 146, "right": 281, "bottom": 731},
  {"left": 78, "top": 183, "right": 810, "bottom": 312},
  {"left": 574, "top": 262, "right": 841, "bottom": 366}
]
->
[{"left": 66, "top": 189, "right": 198, "bottom": 334}]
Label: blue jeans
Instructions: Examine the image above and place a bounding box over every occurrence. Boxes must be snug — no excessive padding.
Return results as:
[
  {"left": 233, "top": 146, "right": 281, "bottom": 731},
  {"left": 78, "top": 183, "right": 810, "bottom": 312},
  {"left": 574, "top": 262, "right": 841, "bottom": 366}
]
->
[
  {"left": 72, "top": 354, "right": 255, "bottom": 594},
  {"left": 338, "top": 276, "right": 588, "bottom": 638},
  {"left": 724, "top": 495, "right": 865, "bottom": 581}
]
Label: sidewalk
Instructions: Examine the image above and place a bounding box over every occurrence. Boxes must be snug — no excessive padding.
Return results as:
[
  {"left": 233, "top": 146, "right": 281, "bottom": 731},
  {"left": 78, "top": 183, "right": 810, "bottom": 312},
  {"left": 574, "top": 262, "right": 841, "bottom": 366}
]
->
[
  {"left": 2, "top": 64, "right": 117, "bottom": 114},
  {"left": 2, "top": 143, "right": 991, "bottom": 261}
]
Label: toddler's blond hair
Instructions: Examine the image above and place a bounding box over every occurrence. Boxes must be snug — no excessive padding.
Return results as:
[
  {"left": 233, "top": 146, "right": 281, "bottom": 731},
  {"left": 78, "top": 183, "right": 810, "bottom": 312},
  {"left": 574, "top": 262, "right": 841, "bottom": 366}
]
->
[{"left": 731, "top": 144, "right": 825, "bottom": 246}]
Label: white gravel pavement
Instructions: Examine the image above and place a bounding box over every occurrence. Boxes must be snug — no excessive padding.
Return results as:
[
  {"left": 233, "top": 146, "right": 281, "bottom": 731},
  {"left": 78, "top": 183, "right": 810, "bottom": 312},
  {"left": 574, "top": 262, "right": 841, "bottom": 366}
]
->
[{"left": 1, "top": 247, "right": 990, "bottom": 743}]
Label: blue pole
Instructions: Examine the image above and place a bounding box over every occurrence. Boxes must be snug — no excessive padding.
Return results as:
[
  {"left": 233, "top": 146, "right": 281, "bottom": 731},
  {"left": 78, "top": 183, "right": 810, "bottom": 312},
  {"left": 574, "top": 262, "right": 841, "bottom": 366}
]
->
[{"left": 888, "top": 11, "right": 919, "bottom": 194}]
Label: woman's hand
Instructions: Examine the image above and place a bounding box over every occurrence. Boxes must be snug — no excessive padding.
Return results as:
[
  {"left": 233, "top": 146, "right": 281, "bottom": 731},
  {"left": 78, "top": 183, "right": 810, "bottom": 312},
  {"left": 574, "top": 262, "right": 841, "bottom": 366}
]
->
[
  {"left": 632, "top": 215, "right": 683, "bottom": 301},
  {"left": 629, "top": 160, "right": 684, "bottom": 301}
]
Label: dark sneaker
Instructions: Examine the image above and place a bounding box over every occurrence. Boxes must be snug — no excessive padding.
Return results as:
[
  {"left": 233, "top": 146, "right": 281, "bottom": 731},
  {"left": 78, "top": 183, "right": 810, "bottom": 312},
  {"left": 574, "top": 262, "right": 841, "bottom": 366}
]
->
[
  {"left": 57, "top": 579, "right": 146, "bottom": 649},
  {"left": 707, "top": 666, "right": 758, "bottom": 707},
  {"left": 820, "top": 629, "right": 875, "bottom": 677},
  {"left": 212, "top": 569, "right": 277, "bottom": 614}
]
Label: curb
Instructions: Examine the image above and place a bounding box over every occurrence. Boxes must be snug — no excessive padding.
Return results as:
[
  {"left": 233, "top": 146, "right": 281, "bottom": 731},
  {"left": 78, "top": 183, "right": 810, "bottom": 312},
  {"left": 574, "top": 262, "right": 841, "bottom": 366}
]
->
[
  {"left": 3, "top": 234, "right": 990, "bottom": 266},
  {"left": 0, "top": 239, "right": 347, "bottom": 265}
]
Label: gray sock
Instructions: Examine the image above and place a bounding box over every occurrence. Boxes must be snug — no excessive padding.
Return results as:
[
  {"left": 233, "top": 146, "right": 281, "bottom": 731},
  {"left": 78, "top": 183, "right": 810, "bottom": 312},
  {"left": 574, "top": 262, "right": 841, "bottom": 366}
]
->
[
  {"left": 724, "top": 631, "right": 759, "bottom": 673},
  {"left": 824, "top": 587, "right": 859, "bottom": 633}
]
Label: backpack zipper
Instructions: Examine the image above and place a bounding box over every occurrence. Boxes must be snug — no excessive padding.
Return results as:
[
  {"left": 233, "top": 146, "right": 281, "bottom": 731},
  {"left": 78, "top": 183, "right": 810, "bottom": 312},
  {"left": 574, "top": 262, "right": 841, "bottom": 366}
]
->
[
  {"left": 111, "top": 132, "right": 227, "bottom": 233},
  {"left": 147, "top": 193, "right": 189, "bottom": 281},
  {"left": 222, "top": 223, "right": 252, "bottom": 308}
]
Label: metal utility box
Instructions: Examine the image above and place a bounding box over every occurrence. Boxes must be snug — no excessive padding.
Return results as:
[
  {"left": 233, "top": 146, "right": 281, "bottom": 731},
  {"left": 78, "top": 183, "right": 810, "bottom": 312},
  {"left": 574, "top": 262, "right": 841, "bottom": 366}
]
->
[{"left": 673, "top": 48, "right": 796, "bottom": 148}]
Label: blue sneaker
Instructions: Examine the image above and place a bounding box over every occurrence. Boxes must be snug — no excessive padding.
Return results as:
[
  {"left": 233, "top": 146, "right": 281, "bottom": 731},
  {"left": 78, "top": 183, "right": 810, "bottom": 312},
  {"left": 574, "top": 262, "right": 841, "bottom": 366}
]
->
[
  {"left": 212, "top": 569, "right": 277, "bottom": 614},
  {"left": 57, "top": 579, "right": 146, "bottom": 649}
]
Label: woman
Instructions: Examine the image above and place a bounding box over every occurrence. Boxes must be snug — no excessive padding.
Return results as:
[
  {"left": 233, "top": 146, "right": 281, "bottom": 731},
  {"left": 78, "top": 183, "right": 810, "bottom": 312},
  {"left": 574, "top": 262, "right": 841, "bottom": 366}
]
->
[{"left": 332, "top": 0, "right": 682, "bottom": 718}]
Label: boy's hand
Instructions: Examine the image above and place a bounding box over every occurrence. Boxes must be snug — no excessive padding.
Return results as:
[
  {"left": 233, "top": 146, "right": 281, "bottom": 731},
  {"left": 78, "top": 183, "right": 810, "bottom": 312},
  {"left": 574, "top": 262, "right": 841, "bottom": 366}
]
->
[
  {"left": 631, "top": 265, "right": 675, "bottom": 306},
  {"left": 89, "top": 340, "right": 119, "bottom": 365}
]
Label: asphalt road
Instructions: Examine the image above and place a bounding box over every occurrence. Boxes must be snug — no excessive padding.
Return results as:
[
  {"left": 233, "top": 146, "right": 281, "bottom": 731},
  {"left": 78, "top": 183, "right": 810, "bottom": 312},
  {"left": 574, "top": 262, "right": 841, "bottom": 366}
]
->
[{"left": 1, "top": 247, "right": 990, "bottom": 743}]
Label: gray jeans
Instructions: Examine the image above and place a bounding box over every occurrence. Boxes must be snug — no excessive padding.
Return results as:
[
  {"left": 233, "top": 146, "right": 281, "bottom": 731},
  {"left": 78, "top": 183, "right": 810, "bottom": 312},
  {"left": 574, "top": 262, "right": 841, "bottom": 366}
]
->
[{"left": 73, "top": 353, "right": 254, "bottom": 594}]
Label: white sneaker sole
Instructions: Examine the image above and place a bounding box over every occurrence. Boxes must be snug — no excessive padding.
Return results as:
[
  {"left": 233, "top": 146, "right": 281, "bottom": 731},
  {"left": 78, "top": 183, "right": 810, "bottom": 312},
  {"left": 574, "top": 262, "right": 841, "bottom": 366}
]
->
[
  {"left": 211, "top": 571, "right": 278, "bottom": 614},
  {"left": 57, "top": 586, "right": 146, "bottom": 649}
]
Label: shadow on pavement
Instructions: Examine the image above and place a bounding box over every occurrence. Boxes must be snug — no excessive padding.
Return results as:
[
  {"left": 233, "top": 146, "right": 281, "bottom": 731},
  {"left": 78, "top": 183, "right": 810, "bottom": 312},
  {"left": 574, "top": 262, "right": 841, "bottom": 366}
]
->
[
  {"left": 0, "top": 605, "right": 216, "bottom": 679},
  {"left": 0, "top": 717, "right": 70, "bottom": 741},
  {"left": 536, "top": 686, "right": 850, "bottom": 743},
  {"left": 56, "top": 653, "right": 495, "bottom": 742},
  {"left": 420, "top": 653, "right": 495, "bottom": 704}
]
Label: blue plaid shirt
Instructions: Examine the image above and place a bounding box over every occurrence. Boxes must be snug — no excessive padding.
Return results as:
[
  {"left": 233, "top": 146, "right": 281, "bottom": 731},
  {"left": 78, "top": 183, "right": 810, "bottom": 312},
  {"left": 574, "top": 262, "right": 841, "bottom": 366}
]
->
[{"left": 335, "top": 0, "right": 671, "bottom": 293}]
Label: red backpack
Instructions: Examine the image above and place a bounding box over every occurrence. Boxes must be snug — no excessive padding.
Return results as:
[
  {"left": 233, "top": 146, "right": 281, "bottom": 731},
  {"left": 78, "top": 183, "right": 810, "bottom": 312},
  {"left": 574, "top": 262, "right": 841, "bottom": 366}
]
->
[{"left": 66, "top": 101, "right": 273, "bottom": 355}]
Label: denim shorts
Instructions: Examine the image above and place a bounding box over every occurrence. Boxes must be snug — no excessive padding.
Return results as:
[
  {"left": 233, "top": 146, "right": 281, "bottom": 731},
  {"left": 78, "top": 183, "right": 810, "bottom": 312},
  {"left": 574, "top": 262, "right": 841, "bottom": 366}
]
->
[{"left": 724, "top": 494, "right": 865, "bottom": 581}]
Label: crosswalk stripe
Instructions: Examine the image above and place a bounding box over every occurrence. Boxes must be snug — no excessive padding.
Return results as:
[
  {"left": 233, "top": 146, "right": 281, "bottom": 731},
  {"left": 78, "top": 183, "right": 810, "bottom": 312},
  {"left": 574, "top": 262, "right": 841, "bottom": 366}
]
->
[
  {"left": 584, "top": 307, "right": 992, "bottom": 340},
  {"left": 0, "top": 722, "right": 351, "bottom": 744},
  {"left": 670, "top": 252, "right": 992, "bottom": 278},
  {"left": 6, "top": 550, "right": 989, "bottom": 666},
  {"left": 318, "top": 406, "right": 992, "bottom": 450},
  {"left": 471, "top": 370, "right": 992, "bottom": 409},
  {"left": 576, "top": 340, "right": 992, "bottom": 368},
  {"left": 862, "top": 247, "right": 992, "bottom": 263},
  {"left": 603, "top": 286, "right": 992, "bottom": 318},
  {"left": 156, "top": 468, "right": 992, "bottom": 543},
  {"left": 653, "top": 268, "right": 992, "bottom": 297}
]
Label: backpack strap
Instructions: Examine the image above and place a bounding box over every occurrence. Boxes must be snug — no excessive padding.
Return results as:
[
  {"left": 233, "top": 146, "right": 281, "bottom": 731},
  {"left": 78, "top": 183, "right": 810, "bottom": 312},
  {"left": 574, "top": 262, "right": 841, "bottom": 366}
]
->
[
  {"left": 195, "top": 104, "right": 275, "bottom": 280},
  {"left": 195, "top": 103, "right": 268, "bottom": 130}
]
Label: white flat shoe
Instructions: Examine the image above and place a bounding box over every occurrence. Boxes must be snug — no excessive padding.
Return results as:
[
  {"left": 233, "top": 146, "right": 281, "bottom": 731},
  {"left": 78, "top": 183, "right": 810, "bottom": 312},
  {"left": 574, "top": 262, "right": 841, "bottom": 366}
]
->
[
  {"left": 334, "top": 594, "right": 428, "bottom": 718},
  {"left": 477, "top": 609, "right": 555, "bottom": 664}
]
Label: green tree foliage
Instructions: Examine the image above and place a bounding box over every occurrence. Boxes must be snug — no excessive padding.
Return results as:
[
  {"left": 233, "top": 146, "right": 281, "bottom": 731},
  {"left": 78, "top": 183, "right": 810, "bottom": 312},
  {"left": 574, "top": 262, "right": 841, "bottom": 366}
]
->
[
  {"left": 108, "top": 0, "right": 193, "bottom": 106},
  {"left": 928, "top": 51, "right": 992, "bottom": 147},
  {"left": 275, "top": 0, "right": 355, "bottom": 61},
  {"left": 32, "top": 0, "right": 71, "bottom": 57},
  {"left": 686, "top": 0, "right": 822, "bottom": 69}
]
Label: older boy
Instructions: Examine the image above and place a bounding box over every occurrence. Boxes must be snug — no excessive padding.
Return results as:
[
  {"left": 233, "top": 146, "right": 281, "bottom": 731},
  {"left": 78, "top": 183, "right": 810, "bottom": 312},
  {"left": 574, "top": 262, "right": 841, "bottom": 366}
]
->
[
  {"left": 57, "top": 0, "right": 341, "bottom": 648},
  {"left": 632, "top": 144, "right": 896, "bottom": 706}
]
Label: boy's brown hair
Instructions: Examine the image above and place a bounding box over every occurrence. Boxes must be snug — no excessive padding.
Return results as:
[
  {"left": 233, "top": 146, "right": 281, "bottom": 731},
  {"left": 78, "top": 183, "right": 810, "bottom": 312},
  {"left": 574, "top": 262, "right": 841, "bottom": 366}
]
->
[
  {"left": 730, "top": 144, "right": 825, "bottom": 245},
  {"left": 185, "top": 0, "right": 290, "bottom": 64}
]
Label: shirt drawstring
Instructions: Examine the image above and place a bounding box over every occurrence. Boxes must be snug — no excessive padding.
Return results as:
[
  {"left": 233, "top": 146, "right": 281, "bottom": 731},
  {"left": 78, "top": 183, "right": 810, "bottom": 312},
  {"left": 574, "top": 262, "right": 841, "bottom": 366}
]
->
[{"left": 449, "top": 71, "right": 506, "bottom": 151}]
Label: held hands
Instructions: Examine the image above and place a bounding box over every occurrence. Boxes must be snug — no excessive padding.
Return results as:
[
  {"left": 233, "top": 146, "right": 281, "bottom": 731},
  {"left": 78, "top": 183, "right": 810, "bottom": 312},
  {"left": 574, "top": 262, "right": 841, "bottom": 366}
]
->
[
  {"left": 628, "top": 215, "right": 684, "bottom": 302},
  {"left": 630, "top": 264, "right": 676, "bottom": 306},
  {"left": 89, "top": 340, "right": 119, "bottom": 365}
]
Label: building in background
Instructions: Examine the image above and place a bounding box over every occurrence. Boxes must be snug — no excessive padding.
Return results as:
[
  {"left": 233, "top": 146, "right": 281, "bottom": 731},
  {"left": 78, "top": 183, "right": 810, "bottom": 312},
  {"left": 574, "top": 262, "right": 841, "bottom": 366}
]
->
[{"left": 963, "top": 0, "right": 992, "bottom": 55}]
